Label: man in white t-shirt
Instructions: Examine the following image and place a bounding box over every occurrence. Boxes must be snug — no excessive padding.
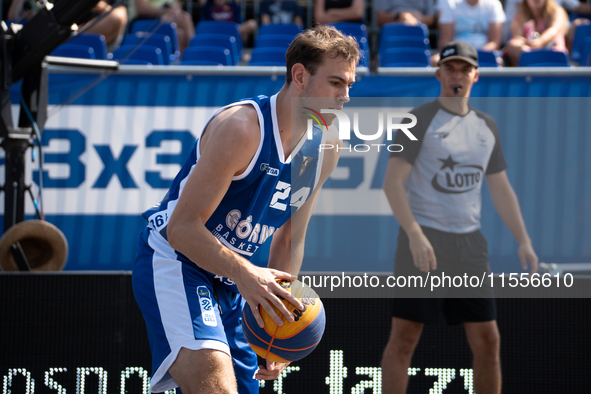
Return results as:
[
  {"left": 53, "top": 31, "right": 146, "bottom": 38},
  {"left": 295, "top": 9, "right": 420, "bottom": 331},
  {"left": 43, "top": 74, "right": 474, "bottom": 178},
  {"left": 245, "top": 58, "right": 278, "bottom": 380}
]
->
[{"left": 437, "top": 0, "right": 505, "bottom": 51}]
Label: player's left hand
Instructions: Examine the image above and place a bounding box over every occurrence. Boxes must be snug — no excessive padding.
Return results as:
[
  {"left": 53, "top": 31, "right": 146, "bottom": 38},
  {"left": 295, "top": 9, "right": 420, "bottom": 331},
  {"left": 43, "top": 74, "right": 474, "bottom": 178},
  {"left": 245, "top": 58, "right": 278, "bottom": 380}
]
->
[
  {"left": 518, "top": 242, "right": 538, "bottom": 274},
  {"left": 255, "top": 359, "right": 290, "bottom": 380}
]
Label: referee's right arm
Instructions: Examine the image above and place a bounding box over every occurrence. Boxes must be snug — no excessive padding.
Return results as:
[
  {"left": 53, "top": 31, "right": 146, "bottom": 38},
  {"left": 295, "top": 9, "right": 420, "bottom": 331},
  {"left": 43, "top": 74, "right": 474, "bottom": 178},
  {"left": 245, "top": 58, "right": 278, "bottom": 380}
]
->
[{"left": 383, "top": 157, "right": 437, "bottom": 272}]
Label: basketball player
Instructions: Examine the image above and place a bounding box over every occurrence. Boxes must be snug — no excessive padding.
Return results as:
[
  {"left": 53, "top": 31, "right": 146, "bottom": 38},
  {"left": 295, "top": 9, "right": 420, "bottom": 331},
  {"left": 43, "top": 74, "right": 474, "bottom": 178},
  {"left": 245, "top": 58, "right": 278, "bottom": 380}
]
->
[
  {"left": 380, "top": 41, "right": 538, "bottom": 394},
  {"left": 132, "top": 26, "right": 359, "bottom": 394}
]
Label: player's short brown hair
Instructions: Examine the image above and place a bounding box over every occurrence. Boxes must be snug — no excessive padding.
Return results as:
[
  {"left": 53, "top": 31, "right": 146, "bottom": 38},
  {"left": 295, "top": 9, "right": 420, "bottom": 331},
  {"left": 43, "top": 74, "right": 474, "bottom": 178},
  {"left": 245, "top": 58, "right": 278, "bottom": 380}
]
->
[{"left": 285, "top": 25, "right": 360, "bottom": 85}]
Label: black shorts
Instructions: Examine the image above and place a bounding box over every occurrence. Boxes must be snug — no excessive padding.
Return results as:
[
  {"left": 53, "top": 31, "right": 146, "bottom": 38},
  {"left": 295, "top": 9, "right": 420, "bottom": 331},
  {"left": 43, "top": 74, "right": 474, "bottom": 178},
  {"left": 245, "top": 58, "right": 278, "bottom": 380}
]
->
[{"left": 391, "top": 226, "right": 496, "bottom": 325}]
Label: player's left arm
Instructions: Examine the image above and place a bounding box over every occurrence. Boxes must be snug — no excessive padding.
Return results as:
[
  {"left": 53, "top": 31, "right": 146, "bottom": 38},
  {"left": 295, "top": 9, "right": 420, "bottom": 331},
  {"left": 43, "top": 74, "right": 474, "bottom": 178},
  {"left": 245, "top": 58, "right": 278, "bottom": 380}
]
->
[
  {"left": 486, "top": 170, "right": 538, "bottom": 273},
  {"left": 268, "top": 133, "right": 341, "bottom": 277}
]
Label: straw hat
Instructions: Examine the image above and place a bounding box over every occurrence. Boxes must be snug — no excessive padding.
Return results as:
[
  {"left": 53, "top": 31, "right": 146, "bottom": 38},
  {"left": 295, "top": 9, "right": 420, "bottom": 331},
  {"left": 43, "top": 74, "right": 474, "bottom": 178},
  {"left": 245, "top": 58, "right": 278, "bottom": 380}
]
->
[{"left": 0, "top": 220, "right": 68, "bottom": 271}]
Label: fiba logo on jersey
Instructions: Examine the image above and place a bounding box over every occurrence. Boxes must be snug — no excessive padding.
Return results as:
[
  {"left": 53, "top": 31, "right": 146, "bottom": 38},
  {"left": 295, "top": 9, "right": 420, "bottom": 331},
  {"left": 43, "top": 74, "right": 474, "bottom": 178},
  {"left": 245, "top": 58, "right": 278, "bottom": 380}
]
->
[{"left": 303, "top": 108, "right": 418, "bottom": 152}]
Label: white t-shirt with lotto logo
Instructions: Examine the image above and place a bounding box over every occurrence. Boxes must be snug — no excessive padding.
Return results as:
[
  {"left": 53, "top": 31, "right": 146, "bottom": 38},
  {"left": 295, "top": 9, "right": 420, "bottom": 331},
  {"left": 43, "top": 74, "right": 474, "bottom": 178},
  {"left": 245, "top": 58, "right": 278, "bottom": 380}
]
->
[
  {"left": 391, "top": 100, "right": 507, "bottom": 234},
  {"left": 438, "top": 0, "right": 506, "bottom": 49}
]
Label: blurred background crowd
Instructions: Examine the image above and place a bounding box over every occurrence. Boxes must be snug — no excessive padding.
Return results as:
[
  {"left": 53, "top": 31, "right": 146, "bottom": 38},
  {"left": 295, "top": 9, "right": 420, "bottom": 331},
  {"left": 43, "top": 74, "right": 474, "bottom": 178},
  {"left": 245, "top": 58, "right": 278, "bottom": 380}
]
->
[{"left": 3, "top": 0, "right": 591, "bottom": 68}]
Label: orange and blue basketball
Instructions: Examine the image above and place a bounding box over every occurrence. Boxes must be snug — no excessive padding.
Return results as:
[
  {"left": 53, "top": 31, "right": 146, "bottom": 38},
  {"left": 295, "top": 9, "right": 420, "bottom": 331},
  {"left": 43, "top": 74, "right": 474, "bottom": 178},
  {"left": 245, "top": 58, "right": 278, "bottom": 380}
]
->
[{"left": 241, "top": 279, "right": 325, "bottom": 362}]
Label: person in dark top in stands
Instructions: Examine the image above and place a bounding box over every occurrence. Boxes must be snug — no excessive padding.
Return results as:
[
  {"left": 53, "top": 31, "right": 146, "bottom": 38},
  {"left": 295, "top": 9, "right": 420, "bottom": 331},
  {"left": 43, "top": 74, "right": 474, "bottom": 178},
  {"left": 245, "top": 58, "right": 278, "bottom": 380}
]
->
[
  {"left": 314, "top": 0, "right": 365, "bottom": 25},
  {"left": 201, "top": 0, "right": 257, "bottom": 44},
  {"left": 259, "top": 0, "right": 303, "bottom": 27}
]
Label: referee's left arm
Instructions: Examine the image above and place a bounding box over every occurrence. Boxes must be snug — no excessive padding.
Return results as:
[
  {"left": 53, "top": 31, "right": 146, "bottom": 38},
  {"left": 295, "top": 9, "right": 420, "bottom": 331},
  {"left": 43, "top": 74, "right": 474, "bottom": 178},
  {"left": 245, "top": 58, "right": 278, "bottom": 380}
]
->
[{"left": 486, "top": 170, "right": 539, "bottom": 274}]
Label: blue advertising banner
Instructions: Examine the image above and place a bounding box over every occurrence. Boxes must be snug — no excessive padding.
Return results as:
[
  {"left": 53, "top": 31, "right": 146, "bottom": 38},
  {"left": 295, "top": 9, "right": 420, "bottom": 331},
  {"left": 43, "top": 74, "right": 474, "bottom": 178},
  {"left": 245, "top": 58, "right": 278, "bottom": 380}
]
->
[{"left": 2, "top": 68, "right": 590, "bottom": 272}]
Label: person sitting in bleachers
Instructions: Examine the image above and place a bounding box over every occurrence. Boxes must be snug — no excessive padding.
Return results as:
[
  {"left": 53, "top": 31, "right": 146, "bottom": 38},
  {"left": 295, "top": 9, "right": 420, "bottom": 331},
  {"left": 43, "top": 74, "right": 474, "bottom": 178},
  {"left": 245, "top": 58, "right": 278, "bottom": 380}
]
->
[
  {"left": 7, "top": 0, "right": 127, "bottom": 50},
  {"left": 432, "top": 0, "right": 505, "bottom": 64},
  {"left": 505, "top": 0, "right": 591, "bottom": 51},
  {"left": 375, "top": 0, "right": 437, "bottom": 27},
  {"left": 259, "top": 0, "right": 303, "bottom": 27},
  {"left": 554, "top": 0, "right": 591, "bottom": 53},
  {"left": 201, "top": 0, "right": 257, "bottom": 44},
  {"left": 504, "top": 0, "right": 569, "bottom": 66},
  {"left": 134, "top": 0, "right": 195, "bottom": 51},
  {"left": 80, "top": 1, "right": 128, "bottom": 50},
  {"left": 313, "top": 0, "right": 365, "bottom": 25}
]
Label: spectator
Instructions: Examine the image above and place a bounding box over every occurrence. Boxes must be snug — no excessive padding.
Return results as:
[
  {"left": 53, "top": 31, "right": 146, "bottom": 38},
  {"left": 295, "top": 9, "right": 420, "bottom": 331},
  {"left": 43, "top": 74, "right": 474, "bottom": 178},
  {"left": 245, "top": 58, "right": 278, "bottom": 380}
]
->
[
  {"left": 554, "top": 0, "right": 591, "bottom": 53},
  {"left": 6, "top": 0, "right": 127, "bottom": 49},
  {"left": 504, "top": 1, "right": 591, "bottom": 50},
  {"left": 134, "top": 0, "right": 196, "bottom": 51},
  {"left": 314, "top": 0, "right": 365, "bottom": 25},
  {"left": 504, "top": 0, "right": 568, "bottom": 66},
  {"left": 201, "top": 0, "right": 257, "bottom": 44},
  {"left": 437, "top": 0, "right": 505, "bottom": 52},
  {"left": 80, "top": 1, "right": 128, "bottom": 49},
  {"left": 503, "top": 0, "right": 521, "bottom": 41},
  {"left": 375, "top": 0, "right": 437, "bottom": 27},
  {"left": 259, "top": 0, "right": 303, "bottom": 27}
]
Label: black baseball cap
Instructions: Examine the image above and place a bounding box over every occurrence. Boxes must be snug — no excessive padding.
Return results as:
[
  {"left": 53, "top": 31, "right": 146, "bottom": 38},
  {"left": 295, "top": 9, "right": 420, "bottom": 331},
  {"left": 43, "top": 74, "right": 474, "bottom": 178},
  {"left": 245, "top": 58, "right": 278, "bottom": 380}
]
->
[{"left": 438, "top": 41, "right": 479, "bottom": 68}]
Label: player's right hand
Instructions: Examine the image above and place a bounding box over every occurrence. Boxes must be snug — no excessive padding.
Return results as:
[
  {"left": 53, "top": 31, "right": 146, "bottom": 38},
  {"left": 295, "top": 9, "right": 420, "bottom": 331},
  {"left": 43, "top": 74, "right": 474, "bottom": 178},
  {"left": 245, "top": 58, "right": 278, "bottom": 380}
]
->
[
  {"left": 408, "top": 230, "right": 437, "bottom": 273},
  {"left": 233, "top": 265, "right": 303, "bottom": 328}
]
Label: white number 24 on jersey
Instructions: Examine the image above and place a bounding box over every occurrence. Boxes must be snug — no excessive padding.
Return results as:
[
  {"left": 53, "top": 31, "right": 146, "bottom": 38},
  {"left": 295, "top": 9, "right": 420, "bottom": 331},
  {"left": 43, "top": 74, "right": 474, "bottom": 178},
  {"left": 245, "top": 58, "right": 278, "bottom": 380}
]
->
[{"left": 270, "top": 181, "right": 310, "bottom": 211}]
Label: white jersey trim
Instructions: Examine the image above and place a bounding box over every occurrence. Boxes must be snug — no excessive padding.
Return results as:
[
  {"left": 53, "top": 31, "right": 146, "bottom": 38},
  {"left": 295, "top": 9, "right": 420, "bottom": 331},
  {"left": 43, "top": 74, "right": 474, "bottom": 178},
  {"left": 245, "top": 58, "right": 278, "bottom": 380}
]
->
[
  {"left": 147, "top": 230, "right": 231, "bottom": 392},
  {"left": 196, "top": 99, "right": 266, "bottom": 181},
  {"left": 287, "top": 125, "right": 313, "bottom": 164},
  {"left": 314, "top": 129, "right": 329, "bottom": 189},
  {"left": 270, "top": 93, "right": 289, "bottom": 164}
]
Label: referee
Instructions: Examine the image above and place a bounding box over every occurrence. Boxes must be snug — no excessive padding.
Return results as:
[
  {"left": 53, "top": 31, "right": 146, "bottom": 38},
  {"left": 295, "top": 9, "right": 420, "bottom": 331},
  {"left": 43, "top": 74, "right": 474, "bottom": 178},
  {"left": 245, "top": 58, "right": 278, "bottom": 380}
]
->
[{"left": 380, "top": 41, "right": 538, "bottom": 394}]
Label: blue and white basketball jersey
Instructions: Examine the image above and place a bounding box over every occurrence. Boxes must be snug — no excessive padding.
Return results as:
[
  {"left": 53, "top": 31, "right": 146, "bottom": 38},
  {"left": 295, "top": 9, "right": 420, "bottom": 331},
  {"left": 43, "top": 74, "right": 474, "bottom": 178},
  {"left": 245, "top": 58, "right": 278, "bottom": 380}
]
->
[{"left": 143, "top": 93, "right": 326, "bottom": 290}]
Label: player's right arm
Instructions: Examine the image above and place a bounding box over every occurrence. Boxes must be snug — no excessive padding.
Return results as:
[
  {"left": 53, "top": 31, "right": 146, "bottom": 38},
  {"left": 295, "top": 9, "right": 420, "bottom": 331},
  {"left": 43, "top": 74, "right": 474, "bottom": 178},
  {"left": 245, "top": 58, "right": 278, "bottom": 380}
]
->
[
  {"left": 383, "top": 156, "right": 436, "bottom": 272},
  {"left": 166, "top": 105, "right": 302, "bottom": 328}
]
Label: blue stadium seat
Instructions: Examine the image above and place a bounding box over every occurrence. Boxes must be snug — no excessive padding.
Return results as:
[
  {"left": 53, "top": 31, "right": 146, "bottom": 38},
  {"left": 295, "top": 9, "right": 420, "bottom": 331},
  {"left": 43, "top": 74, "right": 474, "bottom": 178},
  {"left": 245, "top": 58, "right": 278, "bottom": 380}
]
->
[
  {"left": 258, "top": 23, "right": 302, "bottom": 37},
  {"left": 130, "top": 20, "right": 180, "bottom": 63},
  {"left": 379, "top": 23, "right": 428, "bottom": 53},
  {"left": 122, "top": 32, "right": 173, "bottom": 65},
  {"left": 51, "top": 44, "right": 96, "bottom": 59},
  {"left": 254, "top": 34, "right": 294, "bottom": 50},
  {"left": 181, "top": 46, "right": 233, "bottom": 65},
  {"left": 67, "top": 34, "right": 108, "bottom": 60},
  {"left": 380, "top": 48, "right": 430, "bottom": 67},
  {"left": 518, "top": 49, "right": 570, "bottom": 67},
  {"left": 381, "top": 35, "right": 430, "bottom": 51},
  {"left": 190, "top": 34, "right": 240, "bottom": 65},
  {"left": 5, "top": 19, "right": 27, "bottom": 27},
  {"left": 195, "top": 21, "right": 243, "bottom": 54},
  {"left": 249, "top": 48, "right": 286, "bottom": 66},
  {"left": 329, "top": 22, "right": 369, "bottom": 41},
  {"left": 329, "top": 22, "right": 370, "bottom": 67},
  {"left": 113, "top": 45, "right": 164, "bottom": 65},
  {"left": 581, "top": 37, "right": 591, "bottom": 66},
  {"left": 477, "top": 49, "right": 500, "bottom": 67},
  {"left": 571, "top": 23, "right": 591, "bottom": 63},
  {"left": 569, "top": 12, "right": 591, "bottom": 22}
]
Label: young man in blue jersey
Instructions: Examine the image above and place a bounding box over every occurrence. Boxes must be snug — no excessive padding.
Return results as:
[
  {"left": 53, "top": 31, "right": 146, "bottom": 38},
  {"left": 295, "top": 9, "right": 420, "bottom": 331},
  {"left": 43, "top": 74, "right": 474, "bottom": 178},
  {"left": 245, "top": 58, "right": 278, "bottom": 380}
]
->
[
  {"left": 132, "top": 26, "right": 359, "bottom": 394},
  {"left": 380, "top": 41, "right": 538, "bottom": 394}
]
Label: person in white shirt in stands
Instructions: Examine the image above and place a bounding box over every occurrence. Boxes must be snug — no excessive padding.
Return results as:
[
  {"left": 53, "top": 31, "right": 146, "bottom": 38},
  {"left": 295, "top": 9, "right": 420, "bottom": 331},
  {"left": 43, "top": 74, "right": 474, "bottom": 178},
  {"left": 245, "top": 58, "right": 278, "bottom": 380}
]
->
[{"left": 433, "top": 0, "right": 505, "bottom": 64}]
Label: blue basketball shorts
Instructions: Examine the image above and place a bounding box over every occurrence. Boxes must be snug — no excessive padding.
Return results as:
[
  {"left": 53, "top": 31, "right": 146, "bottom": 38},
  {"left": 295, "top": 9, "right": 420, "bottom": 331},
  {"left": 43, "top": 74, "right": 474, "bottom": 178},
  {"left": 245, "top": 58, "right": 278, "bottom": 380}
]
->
[{"left": 132, "top": 227, "right": 258, "bottom": 393}]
